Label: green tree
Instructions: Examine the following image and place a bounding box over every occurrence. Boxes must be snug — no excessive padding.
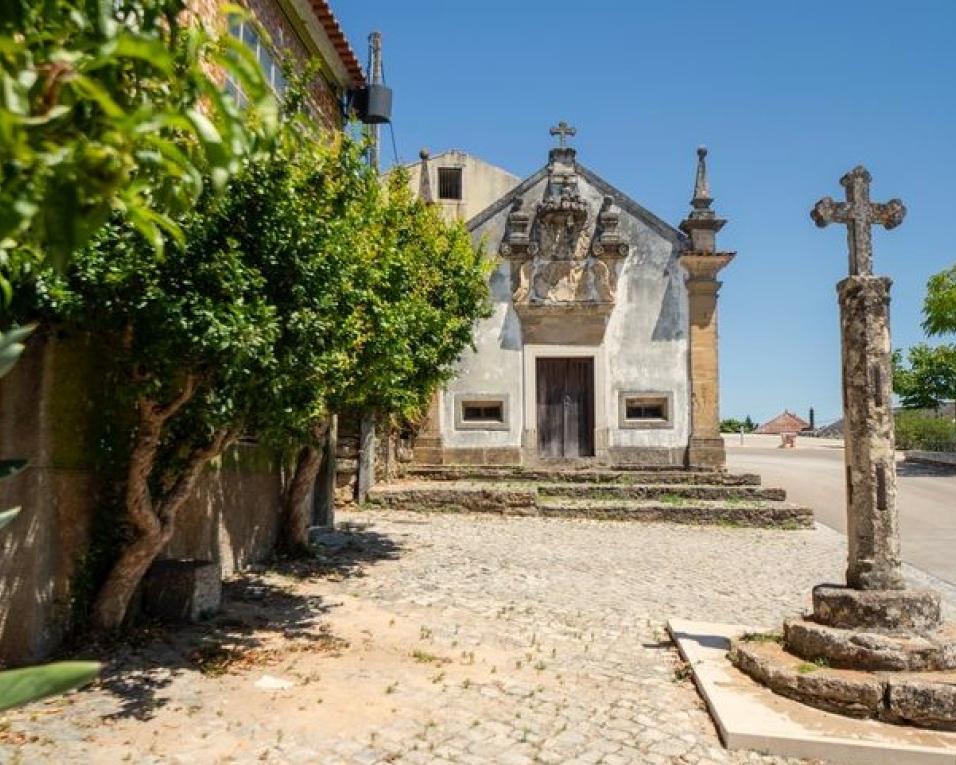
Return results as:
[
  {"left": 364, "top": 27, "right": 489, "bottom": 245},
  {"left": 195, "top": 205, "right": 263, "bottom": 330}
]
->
[
  {"left": 0, "top": 0, "right": 275, "bottom": 298},
  {"left": 14, "top": 116, "right": 489, "bottom": 627},
  {"left": 923, "top": 264, "right": 956, "bottom": 337},
  {"left": 23, "top": 213, "right": 280, "bottom": 629},
  {"left": 893, "top": 343, "right": 956, "bottom": 417}
]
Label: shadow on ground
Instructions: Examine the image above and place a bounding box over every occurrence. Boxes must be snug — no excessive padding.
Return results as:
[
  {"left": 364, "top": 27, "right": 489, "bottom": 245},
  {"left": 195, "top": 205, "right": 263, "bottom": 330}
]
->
[
  {"left": 897, "top": 460, "right": 956, "bottom": 478},
  {"left": 70, "top": 525, "right": 402, "bottom": 722}
]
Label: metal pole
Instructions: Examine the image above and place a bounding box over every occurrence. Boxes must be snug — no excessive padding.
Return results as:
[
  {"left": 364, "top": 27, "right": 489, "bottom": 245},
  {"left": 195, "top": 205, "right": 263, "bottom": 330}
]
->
[{"left": 367, "top": 31, "right": 382, "bottom": 173}]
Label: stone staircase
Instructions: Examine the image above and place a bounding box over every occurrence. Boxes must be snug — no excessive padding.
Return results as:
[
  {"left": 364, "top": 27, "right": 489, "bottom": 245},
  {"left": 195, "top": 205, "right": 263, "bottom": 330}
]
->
[{"left": 365, "top": 464, "right": 814, "bottom": 529}]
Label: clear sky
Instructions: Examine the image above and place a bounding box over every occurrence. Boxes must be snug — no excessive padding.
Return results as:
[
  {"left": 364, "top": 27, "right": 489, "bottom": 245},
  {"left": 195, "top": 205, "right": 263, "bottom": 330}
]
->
[{"left": 336, "top": 0, "right": 956, "bottom": 427}]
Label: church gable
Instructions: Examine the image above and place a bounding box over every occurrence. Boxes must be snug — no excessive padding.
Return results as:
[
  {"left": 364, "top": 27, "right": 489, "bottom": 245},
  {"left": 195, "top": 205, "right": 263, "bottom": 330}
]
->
[{"left": 468, "top": 142, "right": 687, "bottom": 345}]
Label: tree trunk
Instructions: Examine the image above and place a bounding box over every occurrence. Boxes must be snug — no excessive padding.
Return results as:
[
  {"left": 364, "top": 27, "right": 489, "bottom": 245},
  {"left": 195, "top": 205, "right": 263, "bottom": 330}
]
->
[
  {"left": 92, "top": 529, "right": 170, "bottom": 630},
  {"left": 282, "top": 420, "right": 330, "bottom": 553},
  {"left": 89, "top": 378, "right": 241, "bottom": 632}
]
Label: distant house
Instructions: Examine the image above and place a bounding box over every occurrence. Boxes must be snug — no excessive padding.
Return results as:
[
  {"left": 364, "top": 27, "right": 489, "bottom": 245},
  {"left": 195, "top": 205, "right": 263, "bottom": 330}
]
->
[{"left": 755, "top": 410, "right": 811, "bottom": 434}]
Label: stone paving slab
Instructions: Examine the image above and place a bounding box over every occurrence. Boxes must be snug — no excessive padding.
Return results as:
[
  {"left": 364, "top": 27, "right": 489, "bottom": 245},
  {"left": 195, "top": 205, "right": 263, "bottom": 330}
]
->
[
  {"left": 670, "top": 619, "right": 956, "bottom": 765},
  {"left": 2, "top": 511, "right": 946, "bottom": 764}
]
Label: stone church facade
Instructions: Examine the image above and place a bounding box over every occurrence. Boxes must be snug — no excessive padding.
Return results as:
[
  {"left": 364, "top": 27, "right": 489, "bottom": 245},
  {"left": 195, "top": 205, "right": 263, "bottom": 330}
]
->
[{"left": 406, "top": 128, "right": 734, "bottom": 468}]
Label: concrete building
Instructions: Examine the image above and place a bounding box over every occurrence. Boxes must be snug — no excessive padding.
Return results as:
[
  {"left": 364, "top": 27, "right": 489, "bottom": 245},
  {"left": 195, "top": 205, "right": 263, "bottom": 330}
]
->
[
  {"left": 403, "top": 149, "right": 521, "bottom": 223},
  {"left": 412, "top": 128, "right": 735, "bottom": 468}
]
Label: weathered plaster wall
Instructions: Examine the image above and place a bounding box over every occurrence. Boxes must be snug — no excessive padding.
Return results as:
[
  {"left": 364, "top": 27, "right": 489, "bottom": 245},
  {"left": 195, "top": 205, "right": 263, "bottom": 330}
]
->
[
  {"left": 440, "top": 169, "right": 690, "bottom": 460},
  {"left": 403, "top": 151, "right": 521, "bottom": 223},
  {"left": 0, "top": 336, "right": 287, "bottom": 664}
]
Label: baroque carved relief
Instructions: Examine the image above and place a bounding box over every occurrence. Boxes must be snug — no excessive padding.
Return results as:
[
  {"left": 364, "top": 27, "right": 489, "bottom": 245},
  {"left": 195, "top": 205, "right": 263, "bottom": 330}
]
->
[{"left": 500, "top": 149, "right": 629, "bottom": 321}]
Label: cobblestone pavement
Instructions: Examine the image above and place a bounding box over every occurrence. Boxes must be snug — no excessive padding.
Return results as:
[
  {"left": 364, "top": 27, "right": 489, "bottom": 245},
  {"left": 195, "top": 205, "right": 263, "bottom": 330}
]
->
[{"left": 5, "top": 510, "right": 936, "bottom": 765}]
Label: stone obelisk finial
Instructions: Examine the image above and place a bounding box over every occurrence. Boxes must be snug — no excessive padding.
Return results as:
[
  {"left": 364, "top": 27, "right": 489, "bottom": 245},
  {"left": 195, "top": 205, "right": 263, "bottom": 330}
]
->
[
  {"left": 812, "top": 166, "right": 908, "bottom": 591},
  {"left": 678, "top": 146, "right": 734, "bottom": 468},
  {"left": 692, "top": 146, "right": 712, "bottom": 208},
  {"left": 680, "top": 146, "right": 725, "bottom": 253},
  {"left": 417, "top": 148, "right": 433, "bottom": 204}
]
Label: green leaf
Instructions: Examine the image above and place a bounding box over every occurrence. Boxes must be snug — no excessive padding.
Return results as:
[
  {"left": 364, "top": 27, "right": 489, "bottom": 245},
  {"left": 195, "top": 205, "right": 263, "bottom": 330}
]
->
[
  {"left": 94, "top": 34, "right": 174, "bottom": 76},
  {"left": 0, "top": 508, "right": 20, "bottom": 530},
  {"left": 0, "top": 324, "right": 34, "bottom": 378},
  {"left": 0, "top": 662, "right": 100, "bottom": 711}
]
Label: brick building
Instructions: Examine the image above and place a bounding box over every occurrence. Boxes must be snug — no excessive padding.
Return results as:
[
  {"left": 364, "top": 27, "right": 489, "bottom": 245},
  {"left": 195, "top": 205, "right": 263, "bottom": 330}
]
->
[{"left": 191, "top": 0, "right": 365, "bottom": 129}]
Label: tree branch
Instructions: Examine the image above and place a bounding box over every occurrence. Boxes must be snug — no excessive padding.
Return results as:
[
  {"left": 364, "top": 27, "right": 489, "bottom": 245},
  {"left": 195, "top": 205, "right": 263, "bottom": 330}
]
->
[{"left": 155, "top": 427, "right": 238, "bottom": 533}]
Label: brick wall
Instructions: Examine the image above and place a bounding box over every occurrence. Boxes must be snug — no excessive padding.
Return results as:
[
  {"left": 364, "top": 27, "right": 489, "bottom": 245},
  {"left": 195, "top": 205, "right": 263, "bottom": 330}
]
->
[{"left": 189, "top": 0, "right": 344, "bottom": 131}]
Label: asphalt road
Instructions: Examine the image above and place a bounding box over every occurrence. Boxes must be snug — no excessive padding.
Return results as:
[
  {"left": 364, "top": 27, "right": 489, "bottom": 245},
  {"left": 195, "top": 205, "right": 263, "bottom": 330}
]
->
[{"left": 726, "top": 439, "right": 956, "bottom": 586}]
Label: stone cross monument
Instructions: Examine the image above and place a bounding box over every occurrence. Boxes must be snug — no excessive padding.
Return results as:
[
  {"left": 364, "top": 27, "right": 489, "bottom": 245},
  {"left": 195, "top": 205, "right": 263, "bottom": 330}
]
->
[
  {"left": 730, "top": 169, "right": 956, "bottom": 730},
  {"left": 811, "top": 166, "right": 908, "bottom": 592}
]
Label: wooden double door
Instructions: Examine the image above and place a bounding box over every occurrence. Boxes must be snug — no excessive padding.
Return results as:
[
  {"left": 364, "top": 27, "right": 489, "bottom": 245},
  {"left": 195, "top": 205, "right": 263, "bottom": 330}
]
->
[{"left": 536, "top": 357, "right": 595, "bottom": 458}]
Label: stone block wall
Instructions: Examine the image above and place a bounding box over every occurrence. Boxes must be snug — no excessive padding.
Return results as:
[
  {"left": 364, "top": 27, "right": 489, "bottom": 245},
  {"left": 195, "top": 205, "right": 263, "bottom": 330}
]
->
[{"left": 0, "top": 335, "right": 287, "bottom": 664}]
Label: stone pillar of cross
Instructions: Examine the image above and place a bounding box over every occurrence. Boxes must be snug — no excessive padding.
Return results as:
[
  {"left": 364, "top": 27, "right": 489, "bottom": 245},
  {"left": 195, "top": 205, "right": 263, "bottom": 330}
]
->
[{"left": 811, "top": 166, "right": 908, "bottom": 591}]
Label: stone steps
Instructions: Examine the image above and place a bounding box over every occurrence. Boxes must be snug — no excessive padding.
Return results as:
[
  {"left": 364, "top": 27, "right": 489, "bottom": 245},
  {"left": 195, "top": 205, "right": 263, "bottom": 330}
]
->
[
  {"left": 365, "top": 481, "right": 813, "bottom": 529},
  {"left": 538, "top": 483, "right": 786, "bottom": 502},
  {"left": 403, "top": 465, "right": 762, "bottom": 486},
  {"left": 536, "top": 498, "right": 812, "bottom": 528}
]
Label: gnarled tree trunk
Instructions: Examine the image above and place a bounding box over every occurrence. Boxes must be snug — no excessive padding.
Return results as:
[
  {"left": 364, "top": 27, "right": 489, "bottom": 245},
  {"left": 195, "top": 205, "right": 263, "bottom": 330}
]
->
[
  {"left": 92, "top": 377, "right": 236, "bottom": 631},
  {"left": 281, "top": 419, "right": 330, "bottom": 553}
]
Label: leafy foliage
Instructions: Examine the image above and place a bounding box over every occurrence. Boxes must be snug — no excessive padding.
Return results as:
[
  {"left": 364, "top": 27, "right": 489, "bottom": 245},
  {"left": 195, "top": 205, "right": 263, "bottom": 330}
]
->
[
  {"left": 894, "top": 410, "right": 956, "bottom": 452},
  {"left": 720, "top": 416, "right": 756, "bottom": 433},
  {"left": 923, "top": 264, "right": 956, "bottom": 337},
  {"left": 0, "top": 0, "right": 275, "bottom": 301},
  {"left": 893, "top": 343, "right": 956, "bottom": 414},
  {"left": 12, "top": 71, "right": 490, "bottom": 621}
]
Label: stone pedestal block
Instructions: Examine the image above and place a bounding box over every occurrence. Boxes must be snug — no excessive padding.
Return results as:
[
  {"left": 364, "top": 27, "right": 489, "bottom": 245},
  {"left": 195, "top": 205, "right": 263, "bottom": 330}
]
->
[
  {"left": 785, "top": 618, "right": 956, "bottom": 672},
  {"left": 142, "top": 559, "right": 221, "bottom": 622},
  {"left": 687, "top": 437, "right": 726, "bottom": 468},
  {"left": 812, "top": 584, "right": 941, "bottom": 633}
]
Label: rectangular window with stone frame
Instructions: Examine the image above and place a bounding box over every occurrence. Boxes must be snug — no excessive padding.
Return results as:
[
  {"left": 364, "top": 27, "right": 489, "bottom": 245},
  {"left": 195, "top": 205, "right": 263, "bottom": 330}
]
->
[
  {"left": 618, "top": 391, "right": 674, "bottom": 429},
  {"left": 454, "top": 394, "right": 509, "bottom": 431},
  {"left": 438, "top": 167, "right": 463, "bottom": 201}
]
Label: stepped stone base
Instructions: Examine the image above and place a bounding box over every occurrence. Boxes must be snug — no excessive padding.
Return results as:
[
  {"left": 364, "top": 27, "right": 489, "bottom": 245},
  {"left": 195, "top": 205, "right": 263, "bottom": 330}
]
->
[
  {"left": 729, "top": 639, "right": 956, "bottom": 730},
  {"left": 812, "top": 584, "right": 942, "bottom": 633},
  {"left": 785, "top": 618, "right": 956, "bottom": 672}
]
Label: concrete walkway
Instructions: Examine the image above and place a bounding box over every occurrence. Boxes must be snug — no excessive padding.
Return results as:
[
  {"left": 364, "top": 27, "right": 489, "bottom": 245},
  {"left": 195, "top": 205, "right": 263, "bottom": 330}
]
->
[{"left": 726, "top": 434, "right": 956, "bottom": 586}]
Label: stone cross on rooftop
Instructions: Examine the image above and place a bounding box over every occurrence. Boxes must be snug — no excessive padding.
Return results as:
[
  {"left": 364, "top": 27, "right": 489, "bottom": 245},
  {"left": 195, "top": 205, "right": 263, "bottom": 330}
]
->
[
  {"left": 810, "top": 165, "right": 906, "bottom": 276},
  {"left": 549, "top": 121, "right": 576, "bottom": 149}
]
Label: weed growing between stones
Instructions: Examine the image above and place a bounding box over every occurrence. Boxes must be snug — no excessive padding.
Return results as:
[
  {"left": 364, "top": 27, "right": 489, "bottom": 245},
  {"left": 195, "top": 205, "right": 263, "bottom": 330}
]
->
[{"left": 740, "top": 632, "right": 784, "bottom": 644}]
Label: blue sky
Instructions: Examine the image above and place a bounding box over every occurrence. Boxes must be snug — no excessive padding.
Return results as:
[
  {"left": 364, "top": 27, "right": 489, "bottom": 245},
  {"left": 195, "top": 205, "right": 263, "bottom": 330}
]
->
[{"left": 336, "top": 1, "right": 956, "bottom": 426}]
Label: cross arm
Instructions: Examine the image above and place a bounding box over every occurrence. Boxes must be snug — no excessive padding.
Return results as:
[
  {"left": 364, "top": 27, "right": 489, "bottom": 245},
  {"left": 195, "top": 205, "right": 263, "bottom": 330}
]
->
[
  {"left": 810, "top": 196, "right": 849, "bottom": 228},
  {"left": 871, "top": 198, "right": 907, "bottom": 230}
]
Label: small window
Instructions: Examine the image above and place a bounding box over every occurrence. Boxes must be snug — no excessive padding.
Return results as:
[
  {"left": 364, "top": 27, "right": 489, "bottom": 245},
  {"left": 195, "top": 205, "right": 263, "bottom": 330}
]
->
[
  {"left": 462, "top": 401, "right": 503, "bottom": 423},
  {"left": 438, "top": 167, "right": 463, "bottom": 200},
  {"left": 625, "top": 399, "right": 666, "bottom": 420},
  {"left": 619, "top": 392, "right": 673, "bottom": 429},
  {"left": 454, "top": 394, "right": 509, "bottom": 430}
]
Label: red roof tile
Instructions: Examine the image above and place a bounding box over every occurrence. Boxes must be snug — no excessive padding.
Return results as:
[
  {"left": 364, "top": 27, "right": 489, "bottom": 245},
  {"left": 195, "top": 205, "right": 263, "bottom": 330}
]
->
[
  {"left": 307, "top": 0, "right": 365, "bottom": 87},
  {"left": 755, "top": 411, "right": 811, "bottom": 434}
]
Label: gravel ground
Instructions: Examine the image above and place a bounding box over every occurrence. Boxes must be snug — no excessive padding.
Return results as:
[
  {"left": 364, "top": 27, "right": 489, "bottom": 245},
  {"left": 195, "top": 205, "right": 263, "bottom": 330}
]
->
[{"left": 4, "top": 509, "right": 943, "bottom": 765}]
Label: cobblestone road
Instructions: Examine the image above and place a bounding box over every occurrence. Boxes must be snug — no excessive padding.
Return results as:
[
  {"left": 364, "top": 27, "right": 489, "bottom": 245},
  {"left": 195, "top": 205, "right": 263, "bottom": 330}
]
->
[{"left": 5, "top": 510, "right": 937, "bottom": 764}]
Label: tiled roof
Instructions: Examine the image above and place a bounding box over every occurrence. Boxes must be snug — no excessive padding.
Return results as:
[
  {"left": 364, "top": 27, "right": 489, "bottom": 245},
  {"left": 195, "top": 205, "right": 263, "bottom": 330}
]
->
[
  {"left": 755, "top": 410, "right": 811, "bottom": 434},
  {"left": 308, "top": 0, "right": 365, "bottom": 87}
]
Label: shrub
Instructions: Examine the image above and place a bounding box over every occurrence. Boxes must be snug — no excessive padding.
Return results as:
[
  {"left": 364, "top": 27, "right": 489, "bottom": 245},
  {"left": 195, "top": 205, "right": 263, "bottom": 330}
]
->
[{"left": 894, "top": 411, "right": 956, "bottom": 452}]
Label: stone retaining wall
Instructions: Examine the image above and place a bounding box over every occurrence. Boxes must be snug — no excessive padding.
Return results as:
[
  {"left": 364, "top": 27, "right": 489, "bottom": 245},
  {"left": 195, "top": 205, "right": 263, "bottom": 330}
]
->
[{"left": 0, "top": 334, "right": 287, "bottom": 664}]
